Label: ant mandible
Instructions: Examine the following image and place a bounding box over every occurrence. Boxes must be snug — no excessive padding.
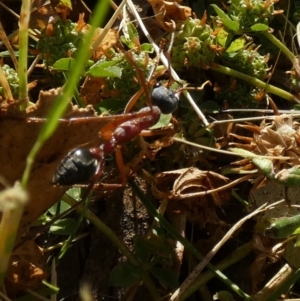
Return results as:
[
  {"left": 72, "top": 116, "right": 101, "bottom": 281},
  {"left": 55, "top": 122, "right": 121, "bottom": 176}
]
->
[{"left": 52, "top": 39, "right": 180, "bottom": 188}]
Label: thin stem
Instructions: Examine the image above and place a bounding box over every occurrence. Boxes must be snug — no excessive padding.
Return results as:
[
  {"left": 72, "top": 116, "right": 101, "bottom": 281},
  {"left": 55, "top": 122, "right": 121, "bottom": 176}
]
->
[
  {"left": 262, "top": 31, "right": 295, "bottom": 63},
  {"left": 209, "top": 64, "right": 298, "bottom": 103},
  {"left": 18, "top": 0, "right": 30, "bottom": 108}
]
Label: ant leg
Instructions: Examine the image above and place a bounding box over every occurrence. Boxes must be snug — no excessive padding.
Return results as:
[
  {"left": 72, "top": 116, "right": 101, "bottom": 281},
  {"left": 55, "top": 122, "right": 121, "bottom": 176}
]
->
[
  {"left": 123, "top": 51, "right": 153, "bottom": 111},
  {"left": 93, "top": 146, "right": 126, "bottom": 189},
  {"left": 124, "top": 55, "right": 162, "bottom": 113},
  {"left": 124, "top": 88, "right": 144, "bottom": 113},
  {"left": 79, "top": 154, "right": 105, "bottom": 199},
  {"left": 115, "top": 145, "right": 127, "bottom": 186}
]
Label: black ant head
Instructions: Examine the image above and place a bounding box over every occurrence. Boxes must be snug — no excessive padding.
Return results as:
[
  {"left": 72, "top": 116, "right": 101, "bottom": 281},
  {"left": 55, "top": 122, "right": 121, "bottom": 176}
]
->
[{"left": 151, "top": 82, "right": 179, "bottom": 114}]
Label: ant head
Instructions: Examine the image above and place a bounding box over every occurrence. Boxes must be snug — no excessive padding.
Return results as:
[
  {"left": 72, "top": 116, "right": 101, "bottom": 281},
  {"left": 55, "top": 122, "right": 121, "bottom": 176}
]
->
[{"left": 151, "top": 82, "right": 179, "bottom": 114}]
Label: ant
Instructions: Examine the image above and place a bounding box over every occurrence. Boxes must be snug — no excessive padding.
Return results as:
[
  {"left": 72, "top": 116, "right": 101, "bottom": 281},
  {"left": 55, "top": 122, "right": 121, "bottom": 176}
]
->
[{"left": 52, "top": 40, "right": 181, "bottom": 189}]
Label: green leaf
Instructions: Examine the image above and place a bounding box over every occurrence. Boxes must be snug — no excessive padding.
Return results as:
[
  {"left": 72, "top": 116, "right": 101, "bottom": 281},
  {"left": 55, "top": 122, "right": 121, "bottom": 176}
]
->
[
  {"left": 216, "top": 28, "right": 229, "bottom": 47},
  {"left": 110, "top": 262, "right": 142, "bottom": 286},
  {"left": 50, "top": 218, "right": 77, "bottom": 235},
  {"left": 222, "top": 19, "right": 240, "bottom": 32},
  {"left": 133, "top": 236, "right": 151, "bottom": 263},
  {"left": 90, "top": 59, "right": 121, "bottom": 69},
  {"left": 140, "top": 43, "right": 154, "bottom": 53},
  {"left": 150, "top": 267, "right": 179, "bottom": 289},
  {"left": 250, "top": 23, "right": 269, "bottom": 32},
  {"left": 211, "top": 4, "right": 229, "bottom": 21},
  {"left": 48, "top": 201, "right": 71, "bottom": 216},
  {"left": 120, "top": 23, "right": 140, "bottom": 49},
  {"left": 211, "top": 4, "right": 240, "bottom": 32},
  {"left": 67, "top": 187, "right": 82, "bottom": 201},
  {"left": 149, "top": 113, "right": 172, "bottom": 129},
  {"left": 128, "top": 22, "right": 139, "bottom": 44},
  {"left": 87, "top": 62, "right": 122, "bottom": 78},
  {"left": 226, "top": 37, "right": 247, "bottom": 53},
  {"left": 52, "top": 58, "right": 76, "bottom": 71}
]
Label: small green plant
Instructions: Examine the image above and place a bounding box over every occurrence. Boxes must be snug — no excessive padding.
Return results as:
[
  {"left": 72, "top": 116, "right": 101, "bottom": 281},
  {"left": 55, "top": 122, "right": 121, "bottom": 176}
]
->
[
  {"left": 0, "top": 65, "right": 19, "bottom": 100},
  {"left": 171, "top": 16, "right": 216, "bottom": 69},
  {"left": 36, "top": 17, "right": 87, "bottom": 67}
]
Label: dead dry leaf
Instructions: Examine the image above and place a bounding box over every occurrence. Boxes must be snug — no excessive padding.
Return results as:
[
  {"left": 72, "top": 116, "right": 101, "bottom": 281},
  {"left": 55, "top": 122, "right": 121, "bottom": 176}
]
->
[
  {"left": 93, "top": 28, "right": 119, "bottom": 60},
  {"left": 5, "top": 240, "right": 48, "bottom": 297},
  {"left": 30, "top": 0, "right": 57, "bottom": 30},
  {"left": 80, "top": 76, "right": 120, "bottom": 105},
  {"left": 152, "top": 167, "right": 230, "bottom": 225},
  {"left": 152, "top": 167, "right": 230, "bottom": 202},
  {"left": 148, "top": 0, "right": 191, "bottom": 31}
]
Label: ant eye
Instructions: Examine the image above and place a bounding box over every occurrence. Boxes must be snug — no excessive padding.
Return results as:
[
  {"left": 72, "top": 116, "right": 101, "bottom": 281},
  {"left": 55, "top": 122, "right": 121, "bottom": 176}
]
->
[{"left": 151, "top": 83, "right": 179, "bottom": 114}]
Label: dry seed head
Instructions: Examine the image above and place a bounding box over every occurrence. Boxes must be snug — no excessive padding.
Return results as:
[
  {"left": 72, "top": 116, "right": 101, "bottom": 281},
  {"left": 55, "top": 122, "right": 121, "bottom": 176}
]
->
[
  {"left": 231, "top": 115, "right": 300, "bottom": 174},
  {"left": 250, "top": 115, "right": 300, "bottom": 171}
]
